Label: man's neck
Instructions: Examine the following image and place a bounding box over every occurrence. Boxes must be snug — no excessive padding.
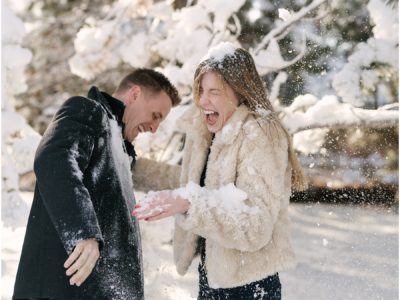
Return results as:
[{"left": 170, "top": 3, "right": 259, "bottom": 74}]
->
[{"left": 112, "top": 93, "right": 127, "bottom": 105}]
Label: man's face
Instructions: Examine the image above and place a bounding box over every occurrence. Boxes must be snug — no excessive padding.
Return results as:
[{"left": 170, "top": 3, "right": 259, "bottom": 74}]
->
[{"left": 122, "top": 86, "right": 172, "bottom": 142}]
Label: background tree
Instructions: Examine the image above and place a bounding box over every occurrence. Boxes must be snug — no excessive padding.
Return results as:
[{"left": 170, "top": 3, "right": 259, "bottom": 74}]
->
[
  {"left": 4, "top": 0, "right": 398, "bottom": 206},
  {"left": 2, "top": 1, "right": 40, "bottom": 227}
]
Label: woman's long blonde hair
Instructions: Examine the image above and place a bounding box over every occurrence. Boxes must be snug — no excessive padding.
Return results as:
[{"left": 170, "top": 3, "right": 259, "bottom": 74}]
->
[{"left": 193, "top": 44, "right": 307, "bottom": 191}]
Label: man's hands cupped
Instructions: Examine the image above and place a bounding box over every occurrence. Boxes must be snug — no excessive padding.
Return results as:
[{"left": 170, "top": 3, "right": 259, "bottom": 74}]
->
[{"left": 64, "top": 239, "right": 100, "bottom": 286}]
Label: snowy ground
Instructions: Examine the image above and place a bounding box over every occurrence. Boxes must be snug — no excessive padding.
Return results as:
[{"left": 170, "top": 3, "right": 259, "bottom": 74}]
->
[{"left": 1, "top": 192, "right": 398, "bottom": 300}]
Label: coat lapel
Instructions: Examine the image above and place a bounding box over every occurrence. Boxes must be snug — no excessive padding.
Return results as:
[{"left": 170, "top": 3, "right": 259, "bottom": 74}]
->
[
  {"left": 213, "top": 104, "right": 251, "bottom": 146},
  {"left": 178, "top": 105, "right": 213, "bottom": 184}
]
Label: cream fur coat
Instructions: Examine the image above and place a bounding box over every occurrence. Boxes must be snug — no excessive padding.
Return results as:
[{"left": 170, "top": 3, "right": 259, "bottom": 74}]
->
[{"left": 133, "top": 104, "right": 296, "bottom": 289}]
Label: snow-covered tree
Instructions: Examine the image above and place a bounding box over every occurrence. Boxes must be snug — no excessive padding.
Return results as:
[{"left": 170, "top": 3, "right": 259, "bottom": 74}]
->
[
  {"left": 2, "top": 1, "right": 41, "bottom": 227},
  {"left": 5, "top": 0, "right": 399, "bottom": 184},
  {"left": 291, "top": 0, "right": 398, "bottom": 160},
  {"left": 332, "top": 0, "right": 398, "bottom": 108}
]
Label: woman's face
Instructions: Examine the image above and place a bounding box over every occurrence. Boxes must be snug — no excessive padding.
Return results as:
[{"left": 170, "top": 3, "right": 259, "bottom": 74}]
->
[{"left": 197, "top": 71, "right": 239, "bottom": 133}]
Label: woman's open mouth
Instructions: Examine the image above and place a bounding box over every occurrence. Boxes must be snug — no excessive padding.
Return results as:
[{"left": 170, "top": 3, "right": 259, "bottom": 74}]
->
[{"left": 204, "top": 110, "right": 219, "bottom": 125}]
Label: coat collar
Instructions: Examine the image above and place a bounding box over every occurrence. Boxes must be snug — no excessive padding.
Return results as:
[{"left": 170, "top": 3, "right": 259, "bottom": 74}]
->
[
  {"left": 214, "top": 104, "right": 251, "bottom": 145},
  {"left": 181, "top": 104, "right": 252, "bottom": 146},
  {"left": 87, "top": 86, "right": 125, "bottom": 125},
  {"left": 87, "top": 86, "right": 136, "bottom": 163}
]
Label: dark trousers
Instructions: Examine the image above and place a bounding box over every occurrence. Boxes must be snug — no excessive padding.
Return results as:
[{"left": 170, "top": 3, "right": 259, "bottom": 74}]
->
[
  {"left": 15, "top": 298, "right": 61, "bottom": 300},
  {"left": 198, "top": 263, "right": 281, "bottom": 300}
]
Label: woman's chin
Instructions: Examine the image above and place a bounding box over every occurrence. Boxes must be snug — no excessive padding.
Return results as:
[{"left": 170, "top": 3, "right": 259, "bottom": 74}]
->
[
  {"left": 206, "top": 123, "right": 222, "bottom": 133},
  {"left": 204, "top": 116, "right": 224, "bottom": 133}
]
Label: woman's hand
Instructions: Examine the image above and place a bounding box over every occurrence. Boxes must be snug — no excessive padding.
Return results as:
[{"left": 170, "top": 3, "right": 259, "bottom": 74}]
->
[{"left": 132, "top": 190, "right": 190, "bottom": 221}]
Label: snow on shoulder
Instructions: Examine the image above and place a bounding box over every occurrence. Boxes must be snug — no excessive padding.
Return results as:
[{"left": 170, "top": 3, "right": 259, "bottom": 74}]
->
[{"left": 201, "top": 41, "right": 238, "bottom": 63}]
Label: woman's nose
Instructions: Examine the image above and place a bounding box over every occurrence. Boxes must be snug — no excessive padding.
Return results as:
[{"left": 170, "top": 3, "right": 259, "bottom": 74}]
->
[{"left": 199, "top": 94, "right": 209, "bottom": 106}]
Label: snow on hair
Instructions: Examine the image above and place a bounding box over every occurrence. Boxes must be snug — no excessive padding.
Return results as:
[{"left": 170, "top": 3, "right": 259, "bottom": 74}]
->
[{"left": 200, "top": 41, "right": 237, "bottom": 63}]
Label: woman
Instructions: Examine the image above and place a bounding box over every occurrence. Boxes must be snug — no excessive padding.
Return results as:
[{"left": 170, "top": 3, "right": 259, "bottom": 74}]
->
[{"left": 133, "top": 42, "right": 307, "bottom": 299}]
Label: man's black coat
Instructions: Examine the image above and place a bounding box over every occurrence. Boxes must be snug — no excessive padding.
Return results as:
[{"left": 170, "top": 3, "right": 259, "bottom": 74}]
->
[{"left": 13, "top": 87, "right": 144, "bottom": 300}]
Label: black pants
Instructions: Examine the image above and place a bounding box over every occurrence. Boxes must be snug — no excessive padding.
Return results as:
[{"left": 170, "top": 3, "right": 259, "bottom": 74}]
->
[
  {"left": 198, "top": 263, "right": 281, "bottom": 300},
  {"left": 15, "top": 298, "right": 61, "bottom": 300}
]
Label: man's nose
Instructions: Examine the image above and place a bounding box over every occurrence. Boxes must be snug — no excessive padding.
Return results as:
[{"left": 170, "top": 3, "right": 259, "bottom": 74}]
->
[{"left": 150, "top": 121, "right": 160, "bottom": 133}]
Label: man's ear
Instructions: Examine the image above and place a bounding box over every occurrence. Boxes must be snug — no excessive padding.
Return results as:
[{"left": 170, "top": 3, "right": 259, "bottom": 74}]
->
[{"left": 129, "top": 85, "right": 141, "bottom": 102}]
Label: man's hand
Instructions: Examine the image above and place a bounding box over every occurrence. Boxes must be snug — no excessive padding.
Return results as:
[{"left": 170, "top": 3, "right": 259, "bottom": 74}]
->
[
  {"left": 64, "top": 239, "right": 100, "bottom": 287},
  {"left": 132, "top": 190, "right": 190, "bottom": 221}
]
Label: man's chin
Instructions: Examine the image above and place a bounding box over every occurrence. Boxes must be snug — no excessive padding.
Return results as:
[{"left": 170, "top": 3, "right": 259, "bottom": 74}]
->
[{"left": 124, "top": 133, "right": 136, "bottom": 142}]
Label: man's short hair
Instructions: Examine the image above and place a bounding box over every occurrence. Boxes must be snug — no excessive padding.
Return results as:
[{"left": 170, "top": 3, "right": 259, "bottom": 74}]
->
[{"left": 116, "top": 68, "right": 181, "bottom": 106}]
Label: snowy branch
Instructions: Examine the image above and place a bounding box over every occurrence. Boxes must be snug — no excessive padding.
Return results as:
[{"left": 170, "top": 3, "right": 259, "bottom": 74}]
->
[
  {"left": 270, "top": 71, "right": 288, "bottom": 104},
  {"left": 252, "top": 33, "right": 307, "bottom": 75},
  {"left": 250, "top": 0, "right": 327, "bottom": 75},
  {"left": 290, "top": 113, "right": 398, "bottom": 133},
  {"left": 253, "top": 0, "right": 329, "bottom": 54},
  {"left": 332, "top": 0, "right": 398, "bottom": 107},
  {"left": 282, "top": 95, "right": 399, "bottom": 134}
]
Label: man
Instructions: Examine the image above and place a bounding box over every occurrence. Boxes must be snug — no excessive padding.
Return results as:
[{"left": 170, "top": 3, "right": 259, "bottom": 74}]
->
[{"left": 13, "top": 69, "right": 181, "bottom": 300}]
